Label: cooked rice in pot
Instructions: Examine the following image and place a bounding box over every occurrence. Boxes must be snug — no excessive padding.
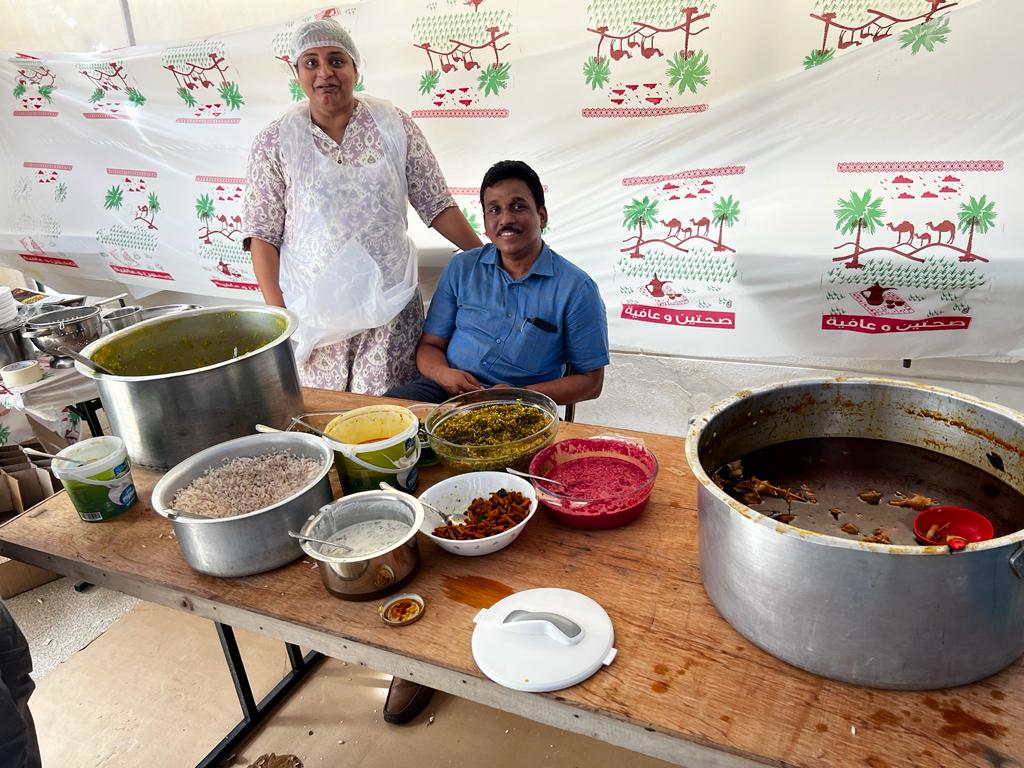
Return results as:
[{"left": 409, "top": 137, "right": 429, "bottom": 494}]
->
[{"left": 172, "top": 451, "right": 322, "bottom": 518}]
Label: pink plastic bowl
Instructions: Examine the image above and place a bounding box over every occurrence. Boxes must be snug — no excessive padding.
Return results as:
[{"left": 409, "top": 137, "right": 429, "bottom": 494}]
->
[{"left": 528, "top": 437, "right": 658, "bottom": 530}]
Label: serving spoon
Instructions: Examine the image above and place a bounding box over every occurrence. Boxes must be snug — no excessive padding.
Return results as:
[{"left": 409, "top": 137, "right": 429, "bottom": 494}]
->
[
  {"left": 378, "top": 481, "right": 467, "bottom": 526},
  {"left": 22, "top": 447, "right": 88, "bottom": 466},
  {"left": 505, "top": 467, "right": 568, "bottom": 490},
  {"left": 288, "top": 530, "right": 352, "bottom": 552},
  {"left": 58, "top": 346, "right": 116, "bottom": 376}
]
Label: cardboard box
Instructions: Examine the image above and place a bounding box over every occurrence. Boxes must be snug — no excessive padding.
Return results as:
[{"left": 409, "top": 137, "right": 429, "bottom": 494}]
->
[{"left": 0, "top": 556, "right": 59, "bottom": 599}]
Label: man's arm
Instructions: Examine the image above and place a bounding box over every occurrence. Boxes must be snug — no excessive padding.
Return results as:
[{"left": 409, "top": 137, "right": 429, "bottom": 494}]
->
[
  {"left": 250, "top": 237, "right": 285, "bottom": 307},
  {"left": 431, "top": 207, "right": 483, "bottom": 252},
  {"left": 522, "top": 367, "right": 604, "bottom": 406},
  {"left": 417, "top": 332, "right": 484, "bottom": 396}
]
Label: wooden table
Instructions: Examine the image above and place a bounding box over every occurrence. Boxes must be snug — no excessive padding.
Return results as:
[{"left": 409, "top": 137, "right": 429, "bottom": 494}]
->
[{"left": 1, "top": 388, "right": 1021, "bottom": 768}]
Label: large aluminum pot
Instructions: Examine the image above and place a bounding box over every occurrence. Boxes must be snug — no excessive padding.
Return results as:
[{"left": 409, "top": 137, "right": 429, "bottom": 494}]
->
[
  {"left": 23, "top": 305, "right": 103, "bottom": 357},
  {"left": 151, "top": 432, "right": 333, "bottom": 577},
  {"left": 300, "top": 489, "right": 423, "bottom": 601},
  {"left": 685, "top": 377, "right": 1024, "bottom": 690},
  {"left": 76, "top": 306, "right": 303, "bottom": 470}
]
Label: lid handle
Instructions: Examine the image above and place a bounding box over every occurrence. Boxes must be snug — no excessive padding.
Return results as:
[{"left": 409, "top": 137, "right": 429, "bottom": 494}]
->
[{"left": 499, "top": 609, "right": 584, "bottom": 645}]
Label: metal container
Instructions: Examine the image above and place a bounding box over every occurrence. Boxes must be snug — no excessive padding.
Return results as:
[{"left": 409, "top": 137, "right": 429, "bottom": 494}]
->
[
  {"left": 150, "top": 432, "right": 334, "bottom": 577},
  {"left": 684, "top": 377, "right": 1024, "bottom": 689},
  {"left": 300, "top": 489, "right": 423, "bottom": 601},
  {"left": 136, "top": 304, "right": 203, "bottom": 323},
  {"left": 76, "top": 305, "right": 303, "bottom": 470},
  {"left": 0, "top": 322, "right": 34, "bottom": 367},
  {"left": 101, "top": 304, "right": 143, "bottom": 332},
  {"left": 23, "top": 306, "right": 103, "bottom": 357}
]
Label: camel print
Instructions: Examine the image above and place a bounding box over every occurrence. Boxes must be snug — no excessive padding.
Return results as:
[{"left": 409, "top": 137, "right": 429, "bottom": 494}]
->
[
  {"left": 690, "top": 217, "right": 710, "bottom": 238},
  {"left": 926, "top": 220, "right": 955, "bottom": 245},
  {"left": 833, "top": 190, "right": 996, "bottom": 268},
  {"left": 660, "top": 218, "right": 683, "bottom": 238},
  {"left": 886, "top": 220, "right": 914, "bottom": 246}
]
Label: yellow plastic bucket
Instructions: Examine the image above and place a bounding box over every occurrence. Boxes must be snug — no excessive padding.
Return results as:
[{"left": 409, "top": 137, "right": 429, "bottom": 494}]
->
[{"left": 324, "top": 405, "right": 420, "bottom": 493}]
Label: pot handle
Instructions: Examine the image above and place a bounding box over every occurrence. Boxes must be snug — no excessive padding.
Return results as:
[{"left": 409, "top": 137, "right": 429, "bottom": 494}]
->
[
  {"left": 1010, "top": 546, "right": 1024, "bottom": 580},
  {"left": 21, "top": 328, "right": 52, "bottom": 339}
]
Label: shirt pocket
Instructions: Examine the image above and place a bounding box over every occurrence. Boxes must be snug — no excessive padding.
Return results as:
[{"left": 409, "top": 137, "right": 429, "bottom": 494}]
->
[{"left": 500, "top": 320, "right": 562, "bottom": 377}]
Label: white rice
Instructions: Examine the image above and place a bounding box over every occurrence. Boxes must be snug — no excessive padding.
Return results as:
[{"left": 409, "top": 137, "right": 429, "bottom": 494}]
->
[{"left": 171, "top": 451, "right": 321, "bottom": 518}]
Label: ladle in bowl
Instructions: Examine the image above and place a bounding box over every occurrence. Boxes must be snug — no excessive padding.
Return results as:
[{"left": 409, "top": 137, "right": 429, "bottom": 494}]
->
[
  {"left": 58, "top": 346, "right": 115, "bottom": 376},
  {"left": 288, "top": 530, "right": 353, "bottom": 553},
  {"left": 378, "top": 481, "right": 467, "bottom": 526},
  {"left": 505, "top": 467, "right": 568, "bottom": 490},
  {"left": 22, "top": 447, "right": 88, "bottom": 466}
]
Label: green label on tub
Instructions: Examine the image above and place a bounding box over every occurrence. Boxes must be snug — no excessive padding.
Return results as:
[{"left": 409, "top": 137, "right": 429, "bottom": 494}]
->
[{"left": 65, "top": 458, "right": 138, "bottom": 522}]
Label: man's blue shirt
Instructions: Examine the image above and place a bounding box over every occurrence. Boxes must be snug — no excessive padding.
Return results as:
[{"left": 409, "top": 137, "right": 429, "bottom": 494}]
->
[{"left": 423, "top": 242, "right": 609, "bottom": 386}]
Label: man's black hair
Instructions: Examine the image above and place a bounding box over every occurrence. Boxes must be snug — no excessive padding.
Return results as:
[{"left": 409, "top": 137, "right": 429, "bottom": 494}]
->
[{"left": 479, "top": 160, "right": 544, "bottom": 209}]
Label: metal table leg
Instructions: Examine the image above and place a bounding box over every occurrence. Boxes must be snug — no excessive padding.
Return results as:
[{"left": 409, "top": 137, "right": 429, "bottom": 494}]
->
[
  {"left": 69, "top": 398, "right": 104, "bottom": 438},
  {"left": 196, "top": 622, "right": 324, "bottom": 768}
]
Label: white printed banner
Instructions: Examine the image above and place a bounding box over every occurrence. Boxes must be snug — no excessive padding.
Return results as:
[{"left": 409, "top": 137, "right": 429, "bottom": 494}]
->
[{"left": 1, "top": 0, "right": 1021, "bottom": 360}]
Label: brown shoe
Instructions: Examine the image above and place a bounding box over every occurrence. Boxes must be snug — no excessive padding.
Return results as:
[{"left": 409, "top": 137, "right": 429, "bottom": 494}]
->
[{"left": 383, "top": 676, "right": 435, "bottom": 724}]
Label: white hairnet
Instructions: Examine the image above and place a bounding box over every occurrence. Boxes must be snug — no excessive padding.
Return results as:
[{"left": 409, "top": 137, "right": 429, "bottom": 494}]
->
[{"left": 290, "top": 19, "right": 361, "bottom": 69}]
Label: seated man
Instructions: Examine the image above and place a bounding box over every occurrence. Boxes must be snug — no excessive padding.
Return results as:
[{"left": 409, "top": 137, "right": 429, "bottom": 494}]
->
[
  {"left": 387, "top": 159, "right": 609, "bottom": 405},
  {"left": 379, "top": 161, "right": 609, "bottom": 725}
]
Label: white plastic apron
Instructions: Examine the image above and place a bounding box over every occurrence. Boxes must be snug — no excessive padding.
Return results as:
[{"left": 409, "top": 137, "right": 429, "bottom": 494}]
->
[{"left": 277, "top": 96, "right": 418, "bottom": 365}]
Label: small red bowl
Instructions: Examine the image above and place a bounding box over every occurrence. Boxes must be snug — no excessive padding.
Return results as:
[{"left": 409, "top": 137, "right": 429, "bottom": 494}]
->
[
  {"left": 528, "top": 436, "right": 658, "bottom": 530},
  {"left": 913, "top": 506, "right": 994, "bottom": 547}
]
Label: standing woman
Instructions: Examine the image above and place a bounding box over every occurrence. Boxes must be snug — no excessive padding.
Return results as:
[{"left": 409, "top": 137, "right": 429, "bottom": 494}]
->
[{"left": 243, "top": 19, "right": 481, "bottom": 392}]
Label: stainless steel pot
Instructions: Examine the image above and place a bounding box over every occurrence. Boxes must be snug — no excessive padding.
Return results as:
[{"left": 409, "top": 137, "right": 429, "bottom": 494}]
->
[
  {"left": 23, "top": 306, "right": 103, "bottom": 357},
  {"left": 76, "top": 306, "right": 304, "bottom": 470},
  {"left": 136, "top": 304, "right": 203, "bottom": 323},
  {"left": 101, "top": 305, "right": 143, "bottom": 332},
  {"left": 300, "top": 490, "right": 423, "bottom": 601},
  {"left": 0, "top": 322, "right": 34, "bottom": 367},
  {"left": 150, "top": 432, "right": 334, "bottom": 577},
  {"left": 685, "top": 377, "right": 1024, "bottom": 690}
]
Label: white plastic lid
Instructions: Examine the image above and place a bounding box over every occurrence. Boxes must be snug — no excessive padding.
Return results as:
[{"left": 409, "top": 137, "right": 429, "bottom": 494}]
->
[{"left": 472, "top": 588, "right": 616, "bottom": 692}]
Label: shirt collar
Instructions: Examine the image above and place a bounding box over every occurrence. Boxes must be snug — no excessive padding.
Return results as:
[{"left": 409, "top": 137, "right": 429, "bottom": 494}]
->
[{"left": 482, "top": 242, "right": 554, "bottom": 280}]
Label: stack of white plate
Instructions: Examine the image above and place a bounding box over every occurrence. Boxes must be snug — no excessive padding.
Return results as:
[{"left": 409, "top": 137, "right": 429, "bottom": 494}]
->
[{"left": 0, "top": 287, "right": 20, "bottom": 328}]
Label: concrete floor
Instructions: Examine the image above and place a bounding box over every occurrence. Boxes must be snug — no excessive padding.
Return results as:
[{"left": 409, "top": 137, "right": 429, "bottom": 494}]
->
[{"left": 11, "top": 591, "right": 675, "bottom": 768}]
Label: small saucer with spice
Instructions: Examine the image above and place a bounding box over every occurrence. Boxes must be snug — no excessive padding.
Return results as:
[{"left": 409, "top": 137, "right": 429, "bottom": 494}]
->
[{"left": 379, "top": 593, "right": 425, "bottom": 626}]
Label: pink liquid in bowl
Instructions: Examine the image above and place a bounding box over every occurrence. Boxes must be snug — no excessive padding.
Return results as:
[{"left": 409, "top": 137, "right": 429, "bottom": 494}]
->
[{"left": 529, "top": 437, "right": 658, "bottom": 530}]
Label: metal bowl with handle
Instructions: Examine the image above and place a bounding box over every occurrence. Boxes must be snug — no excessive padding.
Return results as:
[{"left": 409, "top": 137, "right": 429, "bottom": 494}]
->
[
  {"left": 23, "top": 306, "right": 103, "bottom": 357},
  {"left": 150, "top": 432, "right": 334, "bottom": 577}
]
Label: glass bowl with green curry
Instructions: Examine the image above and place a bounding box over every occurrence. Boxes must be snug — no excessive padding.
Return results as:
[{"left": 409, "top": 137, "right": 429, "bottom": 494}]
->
[{"left": 424, "top": 388, "right": 558, "bottom": 474}]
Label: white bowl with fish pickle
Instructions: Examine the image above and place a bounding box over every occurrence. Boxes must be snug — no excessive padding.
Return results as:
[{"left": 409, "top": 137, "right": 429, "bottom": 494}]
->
[
  {"left": 418, "top": 471, "right": 538, "bottom": 556},
  {"left": 151, "top": 432, "right": 334, "bottom": 577}
]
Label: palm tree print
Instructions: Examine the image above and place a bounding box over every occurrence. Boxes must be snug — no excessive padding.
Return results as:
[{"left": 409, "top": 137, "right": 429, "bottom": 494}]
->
[
  {"left": 900, "top": 16, "right": 950, "bottom": 55},
  {"left": 419, "top": 70, "right": 441, "bottom": 96},
  {"left": 54, "top": 182, "right": 67, "bottom": 203},
  {"left": 13, "top": 83, "right": 26, "bottom": 98},
  {"left": 177, "top": 86, "right": 197, "bottom": 108},
  {"left": 195, "top": 194, "right": 215, "bottom": 221},
  {"left": 957, "top": 195, "right": 996, "bottom": 262},
  {"left": 355, "top": 75, "right": 365, "bottom": 93},
  {"left": 38, "top": 85, "right": 54, "bottom": 104},
  {"left": 127, "top": 88, "right": 146, "bottom": 107},
  {"left": 218, "top": 81, "right": 244, "bottom": 110},
  {"left": 289, "top": 79, "right": 306, "bottom": 101},
  {"left": 583, "top": 56, "right": 610, "bottom": 90},
  {"left": 147, "top": 193, "right": 160, "bottom": 215},
  {"left": 834, "top": 189, "right": 885, "bottom": 269},
  {"left": 104, "top": 185, "right": 124, "bottom": 210},
  {"left": 89, "top": 87, "right": 105, "bottom": 103},
  {"left": 461, "top": 207, "right": 481, "bottom": 235},
  {"left": 803, "top": 49, "right": 834, "bottom": 69},
  {"left": 623, "top": 196, "right": 659, "bottom": 258},
  {"left": 712, "top": 195, "right": 741, "bottom": 252},
  {"left": 477, "top": 63, "right": 510, "bottom": 97},
  {"left": 666, "top": 50, "right": 710, "bottom": 95}
]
